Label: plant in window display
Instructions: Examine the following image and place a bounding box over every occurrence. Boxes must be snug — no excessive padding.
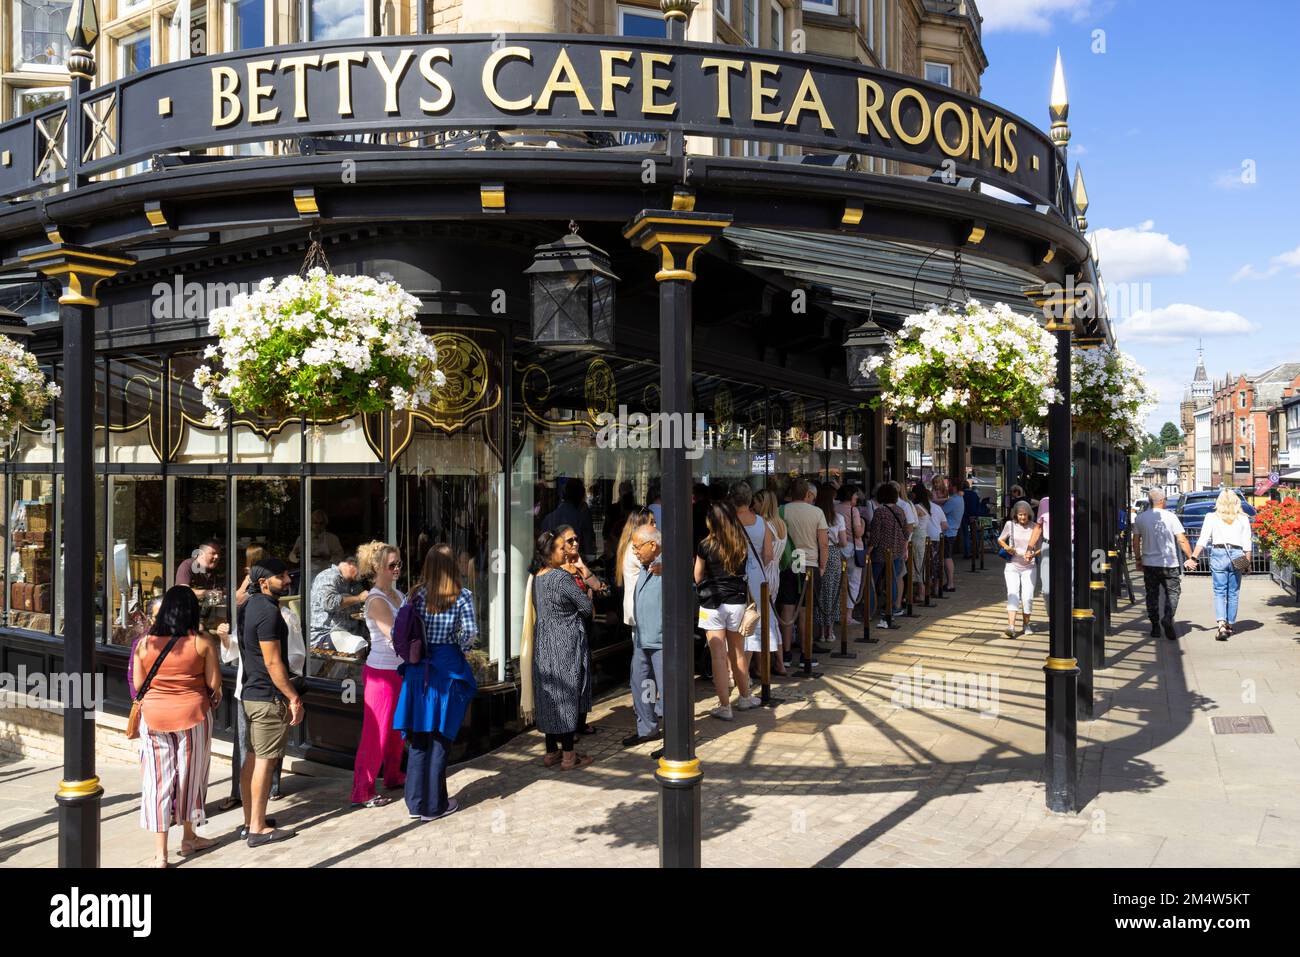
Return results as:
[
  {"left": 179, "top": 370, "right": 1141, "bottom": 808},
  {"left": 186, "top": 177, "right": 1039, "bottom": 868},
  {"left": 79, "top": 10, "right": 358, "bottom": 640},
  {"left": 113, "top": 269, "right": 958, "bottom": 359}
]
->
[
  {"left": 861, "top": 299, "right": 1060, "bottom": 426},
  {"left": 0, "top": 336, "right": 59, "bottom": 442},
  {"left": 193, "top": 249, "right": 446, "bottom": 425}
]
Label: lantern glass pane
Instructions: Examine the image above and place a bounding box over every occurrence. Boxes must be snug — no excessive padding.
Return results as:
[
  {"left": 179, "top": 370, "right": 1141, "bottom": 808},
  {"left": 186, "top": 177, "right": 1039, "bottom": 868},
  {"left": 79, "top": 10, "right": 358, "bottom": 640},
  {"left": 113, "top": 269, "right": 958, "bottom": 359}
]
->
[{"left": 590, "top": 275, "right": 615, "bottom": 348}]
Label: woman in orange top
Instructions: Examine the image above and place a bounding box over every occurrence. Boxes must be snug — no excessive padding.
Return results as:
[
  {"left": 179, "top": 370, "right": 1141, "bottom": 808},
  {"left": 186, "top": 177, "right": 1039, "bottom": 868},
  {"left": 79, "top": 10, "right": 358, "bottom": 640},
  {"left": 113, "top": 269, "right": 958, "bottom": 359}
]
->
[{"left": 133, "top": 585, "right": 223, "bottom": 867}]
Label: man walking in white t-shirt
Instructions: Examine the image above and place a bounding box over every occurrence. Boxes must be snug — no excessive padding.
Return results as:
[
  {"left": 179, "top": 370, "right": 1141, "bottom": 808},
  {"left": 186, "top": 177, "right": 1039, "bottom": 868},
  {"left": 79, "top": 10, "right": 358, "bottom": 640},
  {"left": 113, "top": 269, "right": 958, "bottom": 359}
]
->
[{"left": 1132, "top": 488, "right": 1193, "bottom": 640}]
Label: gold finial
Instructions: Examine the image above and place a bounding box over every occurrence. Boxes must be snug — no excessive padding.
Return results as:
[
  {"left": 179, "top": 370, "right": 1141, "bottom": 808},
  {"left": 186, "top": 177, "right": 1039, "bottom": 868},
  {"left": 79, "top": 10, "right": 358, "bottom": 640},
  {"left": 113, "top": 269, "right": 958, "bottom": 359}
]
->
[
  {"left": 660, "top": 0, "right": 697, "bottom": 22},
  {"left": 1049, "top": 48, "right": 1069, "bottom": 148},
  {"left": 1073, "top": 166, "right": 1089, "bottom": 231},
  {"left": 65, "top": 0, "right": 100, "bottom": 48}
]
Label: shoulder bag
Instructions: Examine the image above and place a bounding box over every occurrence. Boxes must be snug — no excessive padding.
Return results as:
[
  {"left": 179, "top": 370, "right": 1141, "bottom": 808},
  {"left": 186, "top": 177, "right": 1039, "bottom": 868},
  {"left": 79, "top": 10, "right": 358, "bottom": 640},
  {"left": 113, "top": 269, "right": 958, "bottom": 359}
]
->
[
  {"left": 739, "top": 523, "right": 765, "bottom": 638},
  {"left": 126, "top": 633, "right": 186, "bottom": 740}
]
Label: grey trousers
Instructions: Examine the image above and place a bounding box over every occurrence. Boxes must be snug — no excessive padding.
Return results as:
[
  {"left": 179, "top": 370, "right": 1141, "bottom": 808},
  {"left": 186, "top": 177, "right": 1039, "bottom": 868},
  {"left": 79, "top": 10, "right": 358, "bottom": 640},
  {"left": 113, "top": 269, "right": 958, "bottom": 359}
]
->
[{"left": 630, "top": 646, "right": 664, "bottom": 737}]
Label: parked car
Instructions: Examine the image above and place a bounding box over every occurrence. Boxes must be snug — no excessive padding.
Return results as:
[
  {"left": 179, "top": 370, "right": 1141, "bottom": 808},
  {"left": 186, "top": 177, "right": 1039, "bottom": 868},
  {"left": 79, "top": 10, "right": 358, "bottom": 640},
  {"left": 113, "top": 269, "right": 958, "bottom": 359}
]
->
[{"left": 1174, "top": 489, "right": 1267, "bottom": 574}]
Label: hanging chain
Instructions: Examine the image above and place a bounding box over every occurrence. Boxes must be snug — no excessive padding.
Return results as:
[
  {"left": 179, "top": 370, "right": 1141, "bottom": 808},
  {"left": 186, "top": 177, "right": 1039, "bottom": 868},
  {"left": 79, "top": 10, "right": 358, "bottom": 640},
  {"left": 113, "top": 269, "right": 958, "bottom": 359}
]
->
[
  {"left": 943, "top": 249, "right": 972, "bottom": 307},
  {"left": 298, "top": 228, "right": 331, "bottom": 277}
]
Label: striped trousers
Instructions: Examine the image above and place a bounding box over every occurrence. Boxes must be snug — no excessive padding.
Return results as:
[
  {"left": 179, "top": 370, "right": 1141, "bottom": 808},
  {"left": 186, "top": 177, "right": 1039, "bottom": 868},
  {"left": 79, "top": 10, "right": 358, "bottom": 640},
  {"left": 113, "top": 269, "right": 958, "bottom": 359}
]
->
[{"left": 139, "top": 712, "right": 212, "bottom": 832}]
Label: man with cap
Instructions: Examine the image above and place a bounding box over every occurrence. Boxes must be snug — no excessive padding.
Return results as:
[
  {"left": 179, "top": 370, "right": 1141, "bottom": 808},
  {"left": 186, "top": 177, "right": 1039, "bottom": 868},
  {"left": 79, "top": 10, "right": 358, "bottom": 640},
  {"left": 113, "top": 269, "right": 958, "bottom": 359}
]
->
[{"left": 237, "top": 556, "right": 302, "bottom": 847}]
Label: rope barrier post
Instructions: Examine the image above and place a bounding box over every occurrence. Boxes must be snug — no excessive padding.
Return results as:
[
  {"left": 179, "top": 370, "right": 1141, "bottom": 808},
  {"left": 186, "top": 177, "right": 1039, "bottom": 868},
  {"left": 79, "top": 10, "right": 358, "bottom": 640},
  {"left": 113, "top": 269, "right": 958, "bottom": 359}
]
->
[
  {"left": 758, "top": 581, "right": 783, "bottom": 707},
  {"left": 970, "top": 523, "right": 978, "bottom": 573},
  {"left": 980, "top": 516, "right": 987, "bottom": 570},
  {"left": 832, "top": 556, "right": 856, "bottom": 659},
  {"left": 855, "top": 552, "right": 875, "bottom": 644},
  {"left": 800, "top": 568, "right": 822, "bottom": 678},
  {"left": 885, "top": 547, "right": 895, "bottom": 629},
  {"left": 904, "top": 543, "right": 915, "bottom": 617},
  {"left": 923, "top": 541, "right": 933, "bottom": 606},
  {"left": 934, "top": 539, "right": 948, "bottom": 599}
]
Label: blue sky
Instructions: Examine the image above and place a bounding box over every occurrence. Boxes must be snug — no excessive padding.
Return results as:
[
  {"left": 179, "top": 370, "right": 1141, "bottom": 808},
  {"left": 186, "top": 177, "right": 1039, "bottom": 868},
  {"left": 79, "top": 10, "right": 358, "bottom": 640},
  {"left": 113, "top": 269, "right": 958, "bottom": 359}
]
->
[{"left": 976, "top": 0, "right": 1298, "bottom": 434}]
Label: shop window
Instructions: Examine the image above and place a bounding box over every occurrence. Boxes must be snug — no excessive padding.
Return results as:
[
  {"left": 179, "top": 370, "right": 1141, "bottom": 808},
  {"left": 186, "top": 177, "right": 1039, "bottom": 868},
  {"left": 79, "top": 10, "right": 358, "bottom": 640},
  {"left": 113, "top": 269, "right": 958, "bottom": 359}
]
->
[
  {"left": 770, "top": 0, "right": 785, "bottom": 50},
  {"left": 7, "top": 475, "right": 55, "bottom": 633},
  {"left": 803, "top": 0, "right": 836, "bottom": 15},
  {"left": 234, "top": 411, "right": 302, "bottom": 464},
  {"left": 12, "top": 361, "right": 55, "bottom": 465},
  {"left": 106, "top": 476, "right": 165, "bottom": 646},
  {"left": 224, "top": 0, "right": 266, "bottom": 50},
  {"left": 107, "top": 355, "right": 161, "bottom": 465},
  {"left": 169, "top": 351, "right": 228, "bottom": 463},
  {"left": 174, "top": 477, "right": 229, "bottom": 635},
  {"left": 235, "top": 474, "right": 301, "bottom": 589},
  {"left": 12, "top": 0, "right": 71, "bottom": 70}
]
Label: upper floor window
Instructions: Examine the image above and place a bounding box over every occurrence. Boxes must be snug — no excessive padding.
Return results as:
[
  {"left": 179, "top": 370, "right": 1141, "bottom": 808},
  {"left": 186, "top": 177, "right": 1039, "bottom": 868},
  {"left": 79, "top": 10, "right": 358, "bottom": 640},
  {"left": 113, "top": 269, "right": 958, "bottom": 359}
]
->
[
  {"left": 120, "top": 29, "right": 152, "bottom": 77},
  {"left": 925, "top": 61, "right": 952, "bottom": 87},
  {"left": 225, "top": 0, "right": 265, "bottom": 50},
  {"left": 12, "top": 0, "right": 72, "bottom": 71},
  {"left": 717, "top": 0, "right": 731, "bottom": 20},
  {"left": 770, "top": 0, "right": 785, "bottom": 49},
  {"left": 309, "top": 0, "right": 368, "bottom": 41},
  {"left": 802, "top": 0, "right": 837, "bottom": 13},
  {"left": 618, "top": 4, "right": 668, "bottom": 38},
  {"left": 1239, "top": 391, "right": 1247, "bottom": 408},
  {"left": 743, "top": 0, "right": 759, "bottom": 44}
]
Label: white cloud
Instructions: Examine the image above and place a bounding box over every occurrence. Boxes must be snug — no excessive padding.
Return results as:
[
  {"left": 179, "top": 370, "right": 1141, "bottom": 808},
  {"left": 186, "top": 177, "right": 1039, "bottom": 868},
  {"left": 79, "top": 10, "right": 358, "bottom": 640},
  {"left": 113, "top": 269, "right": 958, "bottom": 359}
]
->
[
  {"left": 979, "top": 0, "right": 1093, "bottom": 32},
  {"left": 1115, "top": 303, "right": 1256, "bottom": 344},
  {"left": 1088, "top": 221, "right": 1190, "bottom": 282},
  {"left": 1229, "top": 244, "right": 1300, "bottom": 282},
  {"left": 1213, "top": 169, "right": 1254, "bottom": 190}
]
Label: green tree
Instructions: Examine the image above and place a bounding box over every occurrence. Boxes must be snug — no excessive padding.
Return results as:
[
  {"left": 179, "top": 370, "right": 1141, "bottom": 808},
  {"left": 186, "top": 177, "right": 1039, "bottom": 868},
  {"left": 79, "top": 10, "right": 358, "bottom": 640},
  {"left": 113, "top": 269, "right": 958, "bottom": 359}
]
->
[{"left": 1158, "top": 421, "right": 1182, "bottom": 449}]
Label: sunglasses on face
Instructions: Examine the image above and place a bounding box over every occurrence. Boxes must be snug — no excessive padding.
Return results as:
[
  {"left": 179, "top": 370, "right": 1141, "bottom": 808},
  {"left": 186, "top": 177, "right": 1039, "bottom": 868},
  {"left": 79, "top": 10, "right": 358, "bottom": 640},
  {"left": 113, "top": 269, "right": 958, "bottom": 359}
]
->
[
  {"left": 563, "top": 537, "right": 578, "bottom": 545},
  {"left": 387, "top": 562, "right": 402, "bottom": 570}
]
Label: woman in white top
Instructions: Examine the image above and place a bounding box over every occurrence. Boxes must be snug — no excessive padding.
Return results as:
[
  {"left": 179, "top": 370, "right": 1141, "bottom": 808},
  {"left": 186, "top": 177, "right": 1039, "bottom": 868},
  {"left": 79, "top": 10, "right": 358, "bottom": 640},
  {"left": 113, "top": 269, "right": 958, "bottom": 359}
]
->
[
  {"left": 350, "top": 541, "right": 406, "bottom": 807},
  {"left": 753, "top": 488, "right": 790, "bottom": 676},
  {"left": 835, "top": 485, "right": 867, "bottom": 623},
  {"left": 1185, "top": 489, "right": 1253, "bottom": 640},
  {"left": 908, "top": 484, "right": 934, "bottom": 603},
  {"left": 730, "top": 483, "right": 778, "bottom": 661},
  {"left": 997, "top": 501, "right": 1041, "bottom": 637}
]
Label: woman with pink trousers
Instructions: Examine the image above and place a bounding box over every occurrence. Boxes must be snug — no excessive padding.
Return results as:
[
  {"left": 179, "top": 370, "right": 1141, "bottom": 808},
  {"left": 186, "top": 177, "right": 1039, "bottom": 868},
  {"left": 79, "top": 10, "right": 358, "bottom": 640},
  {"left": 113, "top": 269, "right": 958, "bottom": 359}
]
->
[{"left": 350, "top": 541, "right": 407, "bottom": 807}]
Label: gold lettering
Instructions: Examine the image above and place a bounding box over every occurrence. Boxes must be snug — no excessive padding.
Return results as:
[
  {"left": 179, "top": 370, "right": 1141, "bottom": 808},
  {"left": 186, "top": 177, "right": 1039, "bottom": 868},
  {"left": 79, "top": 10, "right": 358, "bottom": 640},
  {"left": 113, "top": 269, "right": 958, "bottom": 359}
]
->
[
  {"left": 933, "top": 101, "right": 969, "bottom": 158},
  {"left": 970, "top": 108, "right": 1002, "bottom": 168},
  {"left": 750, "top": 62, "right": 782, "bottom": 123},
  {"left": 321, "top": 51, "right": 366, "bottom": 117},
  {"left": 483, "top": 46, "right": 533, "bottom": 112},
  {"left": 537, "top": 48, "right": 595, "bottom": 113},
  {"left": 246, "top": 59, "right": 279, "bottom": 124},
  {"left": 784, "top": 69, "right": 834, "bottom": 131},
  {"left": 641, "top": 52, "right": 675, "bottom": 116},
  {"left": 599, "top": 49, "right": 634, "bottom": 113},
  {"left": 211, "top": 66, "right": 241, "bottom": 128},
  {"left": 1002, "top": 121, "right": 1019, "bottom": 173},
  {"left": 279, "top": 55, "right": 321, "bottom": 121},
  {"left": 701, "top": 57, "right": 745, "bottom": 121},
  {"left": 891, "top": 87, "right": 931, "bottom": 146},
  {"left": 419, "top": 48, "right": 453, "bottom": 114},
  {"left": 369, "top": 49, "right": 415, "bottom": 115},
  {"left": 856, "top": 78, "right": 889, "bottom": 139}
]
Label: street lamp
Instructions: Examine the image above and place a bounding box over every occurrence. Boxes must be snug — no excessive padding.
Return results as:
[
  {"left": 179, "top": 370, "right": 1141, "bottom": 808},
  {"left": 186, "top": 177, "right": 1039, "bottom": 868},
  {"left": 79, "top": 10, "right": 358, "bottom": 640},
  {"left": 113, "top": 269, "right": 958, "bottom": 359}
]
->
[
  {"left": 844, "top": 320, "right": 889, "bottom": 391},
  {"left": 524, "top": 222, "right": 619, "bottom": 352},
  {"left": 0, "top": 304, "right": 35, "bottom": 339}
]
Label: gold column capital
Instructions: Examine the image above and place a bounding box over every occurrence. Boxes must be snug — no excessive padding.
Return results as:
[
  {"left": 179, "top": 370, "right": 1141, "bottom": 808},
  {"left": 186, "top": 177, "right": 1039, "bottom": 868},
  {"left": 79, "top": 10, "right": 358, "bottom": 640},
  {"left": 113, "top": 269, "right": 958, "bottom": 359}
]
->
[
  {"left": 20, "top": 243, "right": 135, "bottom": 307},
  {"left": 623, "top": 209, "right": 733, "bottom": 283}
]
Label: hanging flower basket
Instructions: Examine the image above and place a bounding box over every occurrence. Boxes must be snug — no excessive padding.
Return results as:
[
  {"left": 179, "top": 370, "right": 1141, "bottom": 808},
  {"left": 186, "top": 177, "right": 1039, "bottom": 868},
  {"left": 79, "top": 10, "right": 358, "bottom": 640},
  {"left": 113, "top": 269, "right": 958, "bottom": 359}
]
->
[
  {"left": 1072, "top": 344, "right": 1156, "bottom": 447},
  {"left": 862, "top": 299, "right": 1059, "bottom": 424},
  {"left": 194, "top": 268, "right": 445, "bottom": 427},
  {"left": 0, "top": 336, "right": 59, "bottom": 440},
  {"left": 1255, "top": 498, "right": 1300, "bottom": 571}
]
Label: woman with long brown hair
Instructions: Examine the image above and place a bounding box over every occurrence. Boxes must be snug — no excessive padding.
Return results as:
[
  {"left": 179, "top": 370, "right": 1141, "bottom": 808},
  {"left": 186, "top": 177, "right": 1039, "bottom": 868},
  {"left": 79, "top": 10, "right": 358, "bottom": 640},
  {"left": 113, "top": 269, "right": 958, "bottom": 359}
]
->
[
  {"left": 695, "top": 501, "right": 758, "bottom": 720},
  {"left": 393, "top": 544, "right": 478, "bottom": 821}
]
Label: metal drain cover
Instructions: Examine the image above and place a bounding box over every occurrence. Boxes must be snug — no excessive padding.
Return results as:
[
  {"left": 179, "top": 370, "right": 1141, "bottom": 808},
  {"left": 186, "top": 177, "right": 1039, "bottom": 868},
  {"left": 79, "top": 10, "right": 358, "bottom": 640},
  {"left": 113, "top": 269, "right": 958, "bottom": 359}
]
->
[{"left": 1211, "top": 715, "right": 1274, "bottom": 735}]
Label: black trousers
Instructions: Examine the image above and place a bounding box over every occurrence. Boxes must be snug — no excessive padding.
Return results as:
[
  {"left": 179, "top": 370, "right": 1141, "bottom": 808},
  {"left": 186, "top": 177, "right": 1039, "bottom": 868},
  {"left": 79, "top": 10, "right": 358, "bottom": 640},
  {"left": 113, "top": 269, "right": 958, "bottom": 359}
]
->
[{"left": 1142, "top": 566, "right": 1182, "bottom": 628}]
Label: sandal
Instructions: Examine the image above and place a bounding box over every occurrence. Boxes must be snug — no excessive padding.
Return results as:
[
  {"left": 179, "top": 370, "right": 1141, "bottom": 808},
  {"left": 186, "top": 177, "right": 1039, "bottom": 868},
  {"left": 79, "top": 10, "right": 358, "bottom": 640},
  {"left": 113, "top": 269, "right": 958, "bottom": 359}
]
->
[
  {"left": 178, "top": 836, "right": 217, "bottom": 858},
  {"left": 577, "top": 723, "right": 597, "bottom": 735},
  {"left": 350, "top": 795, "right": 393, "bottom": 809},
  {"left": 215, "top": 796, "right": 241, "bottom": 813},
  {"left": 153, "top": 854, "right": 169, "bottom": 869},
  {"left": 560, "top": 752, "right": 593, "bottom": 771},
  {"left": 543, "top": 752, "right": 563, "bottom": 768}
]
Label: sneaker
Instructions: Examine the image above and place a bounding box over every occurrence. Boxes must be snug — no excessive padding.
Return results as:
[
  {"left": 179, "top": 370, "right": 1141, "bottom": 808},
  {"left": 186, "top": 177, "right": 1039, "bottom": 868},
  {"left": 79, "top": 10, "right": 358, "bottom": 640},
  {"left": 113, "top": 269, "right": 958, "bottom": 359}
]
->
[
  {"left": 734, "top": 695, "right": 762, "bottom": 711},
  {"left": 1162, "top": 622, "right": 1176, "bottom": 641},
  {"left": 877, "top": 619, "right": 890, "bottom": 629},
  {"left": 709, "top": 706, "right": 734, "bottom": 721},
  {"left": 1023, "top": 623, "right": 1034, "bottom": 636},
  {"left": 419, "top": 799, "right": 461, "bottom": 822},
  {"left": 1004, "top": 628, "right": 1017, "bottom": 639}
]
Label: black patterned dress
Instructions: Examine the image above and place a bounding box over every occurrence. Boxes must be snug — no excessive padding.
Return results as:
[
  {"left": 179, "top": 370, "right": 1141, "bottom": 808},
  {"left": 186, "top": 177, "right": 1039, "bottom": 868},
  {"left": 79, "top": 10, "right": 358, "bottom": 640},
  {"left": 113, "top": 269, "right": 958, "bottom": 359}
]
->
[{"left": 531, "top": 570, "right": 594, "bottom": 735}]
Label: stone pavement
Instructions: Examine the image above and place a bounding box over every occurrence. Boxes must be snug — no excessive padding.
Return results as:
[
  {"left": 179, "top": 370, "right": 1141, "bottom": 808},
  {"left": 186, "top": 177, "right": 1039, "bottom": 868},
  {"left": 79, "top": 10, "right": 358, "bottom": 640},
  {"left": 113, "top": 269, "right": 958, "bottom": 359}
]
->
[{"left": 3, "top": 560, "right": 1299, "bottom": 868}]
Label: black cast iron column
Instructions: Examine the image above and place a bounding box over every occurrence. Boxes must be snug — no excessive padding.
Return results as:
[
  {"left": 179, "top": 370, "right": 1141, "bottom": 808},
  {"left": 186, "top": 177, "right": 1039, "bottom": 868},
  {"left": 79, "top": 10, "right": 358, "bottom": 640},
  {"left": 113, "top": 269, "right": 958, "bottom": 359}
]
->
[
  {"left": 23, "top": 244, "right": 135, "bottom": 867},
  {"left": 1072, "top": 428, "right": 1093, "bottom": 720},
  {"left": 1036, "top": 287, "right": 1078, "bottom": 813},
  {"left": 625, "top": 206, "right": 731, "bottom": 868},
  {"left": 1088, "top": 430, "right": 1107, "bottom": 669}
]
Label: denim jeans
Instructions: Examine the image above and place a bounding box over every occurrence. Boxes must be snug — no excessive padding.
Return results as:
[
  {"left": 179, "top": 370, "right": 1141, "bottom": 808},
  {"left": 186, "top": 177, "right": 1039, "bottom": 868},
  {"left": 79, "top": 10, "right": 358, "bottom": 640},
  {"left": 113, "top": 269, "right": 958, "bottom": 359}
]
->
[
  {"left": 1209, "top": 547, "right": 1244, "bottom": 625},
  {"left": 404, "top": 731, "right": 451, "bottom": 817}
]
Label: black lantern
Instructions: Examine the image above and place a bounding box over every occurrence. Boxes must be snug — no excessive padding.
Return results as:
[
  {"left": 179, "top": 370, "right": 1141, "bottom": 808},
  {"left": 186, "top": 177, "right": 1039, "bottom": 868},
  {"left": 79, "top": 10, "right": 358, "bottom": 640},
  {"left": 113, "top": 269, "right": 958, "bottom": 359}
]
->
[
  {"left": 0, "top": 304, "right": 34, "bottom": 339},
  {"left": 524, "top": 222, "right": 618, "bottom": 352},
  {"left": 844, "top": 320, "right": 890, "bottom": 391}
]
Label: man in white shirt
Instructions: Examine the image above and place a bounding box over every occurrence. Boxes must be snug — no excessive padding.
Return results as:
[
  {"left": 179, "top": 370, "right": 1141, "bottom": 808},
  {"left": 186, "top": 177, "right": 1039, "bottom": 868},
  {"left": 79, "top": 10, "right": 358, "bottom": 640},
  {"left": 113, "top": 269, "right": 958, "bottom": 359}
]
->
[{"left": 1133, "top": 488, "right": 1193, "bottom": 640}]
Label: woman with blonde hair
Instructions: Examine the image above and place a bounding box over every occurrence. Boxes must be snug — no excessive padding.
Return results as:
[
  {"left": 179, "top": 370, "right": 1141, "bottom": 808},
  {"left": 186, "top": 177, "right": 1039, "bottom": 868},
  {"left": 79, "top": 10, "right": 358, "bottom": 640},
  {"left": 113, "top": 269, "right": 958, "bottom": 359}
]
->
[
  {"left": 393, "top": 545, "right": 478, "bottom": 820},
  {"left": 1185, "top": 488, "right": 1253, "bottom": 640},
  {"left": 349, "top": 541, "right": 405, "bottom": 807},
  {"left": 695, "top": 502, "right": 758, "bottom": 719},
  {"left": 753, "top": 488, "right": 789, "bottom": 676}
]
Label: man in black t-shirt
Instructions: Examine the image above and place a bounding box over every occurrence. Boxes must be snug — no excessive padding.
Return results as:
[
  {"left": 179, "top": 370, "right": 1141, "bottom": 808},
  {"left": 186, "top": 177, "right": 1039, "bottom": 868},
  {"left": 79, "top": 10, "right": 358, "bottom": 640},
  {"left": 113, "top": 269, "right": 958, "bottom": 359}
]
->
[{"left": 237, "top": 556, "right": 302, "bottom": 848}]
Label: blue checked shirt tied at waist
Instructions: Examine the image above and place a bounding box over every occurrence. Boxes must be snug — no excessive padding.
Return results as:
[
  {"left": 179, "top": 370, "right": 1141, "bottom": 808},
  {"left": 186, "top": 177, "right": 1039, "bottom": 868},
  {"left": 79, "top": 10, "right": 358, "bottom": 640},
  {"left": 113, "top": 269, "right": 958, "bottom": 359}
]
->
[{"left": 410, "top": 587, "right": 479, "bottom": 653}]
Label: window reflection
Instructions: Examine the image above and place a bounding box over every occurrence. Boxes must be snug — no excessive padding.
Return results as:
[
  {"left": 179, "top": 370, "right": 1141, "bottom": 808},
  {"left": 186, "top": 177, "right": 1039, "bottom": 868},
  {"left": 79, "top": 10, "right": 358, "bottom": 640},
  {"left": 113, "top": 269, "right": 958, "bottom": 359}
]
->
[
  {"left": 7, "top": 475, "right": 55, "bottom": 633},
  {"left": 106, "top": 476, "right": 165, "bottom": 645},
  {"left": 311, "top": 0, "right": 367, "bottom": 40},
  {"left": 174, "top": 477, "right": 228, "bottom": 634}
]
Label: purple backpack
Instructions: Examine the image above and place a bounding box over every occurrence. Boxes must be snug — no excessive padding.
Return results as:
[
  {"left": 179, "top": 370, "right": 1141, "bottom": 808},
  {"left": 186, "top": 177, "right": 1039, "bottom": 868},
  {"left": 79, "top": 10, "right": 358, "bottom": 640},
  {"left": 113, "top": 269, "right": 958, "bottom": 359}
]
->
[{"left": 392, "top": 598, "right": 423, "bottom": 665}]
